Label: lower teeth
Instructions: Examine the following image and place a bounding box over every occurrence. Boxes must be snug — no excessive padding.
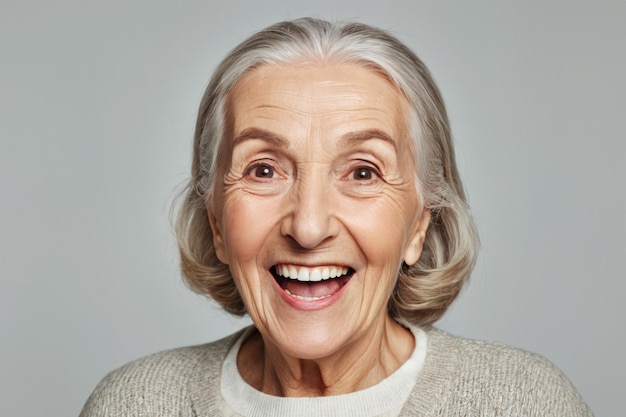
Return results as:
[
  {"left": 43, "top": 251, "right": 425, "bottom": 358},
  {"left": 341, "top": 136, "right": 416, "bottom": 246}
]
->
[{"left": 284, "top": 289, "right": 331, "bottom": 301}]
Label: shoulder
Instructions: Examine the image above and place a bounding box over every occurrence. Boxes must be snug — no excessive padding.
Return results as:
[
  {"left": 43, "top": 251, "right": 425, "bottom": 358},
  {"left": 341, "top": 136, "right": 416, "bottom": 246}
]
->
[
  {"left": 406, "top": 327, "right": 594, "bottom": 416},
  {"left": 428, "top": 327, "right": 564, "bottom": 375},
  {"left": 79, "top": 329, "right": 244, "bottom": 417}
]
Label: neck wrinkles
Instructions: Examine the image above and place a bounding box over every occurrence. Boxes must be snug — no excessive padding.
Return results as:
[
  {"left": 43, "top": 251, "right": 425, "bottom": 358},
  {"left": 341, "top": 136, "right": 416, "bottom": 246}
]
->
[{"left": 237, "top": 315, "right": 414, "bottom": 397}]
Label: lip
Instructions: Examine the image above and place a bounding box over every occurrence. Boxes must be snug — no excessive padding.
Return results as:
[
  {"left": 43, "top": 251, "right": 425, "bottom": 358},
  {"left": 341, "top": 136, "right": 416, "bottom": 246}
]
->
[{"left": 269, "top": 267, "right": 353, "bottom": 311}]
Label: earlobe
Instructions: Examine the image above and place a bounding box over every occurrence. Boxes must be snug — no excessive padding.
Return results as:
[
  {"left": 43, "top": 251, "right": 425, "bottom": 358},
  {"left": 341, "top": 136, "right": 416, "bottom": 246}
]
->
[
  {"left": 404, "top": 208, "right": 431, "bottom": 266},
  {"left": 208, "top": 203, "right": 229, "bottom": 265}
]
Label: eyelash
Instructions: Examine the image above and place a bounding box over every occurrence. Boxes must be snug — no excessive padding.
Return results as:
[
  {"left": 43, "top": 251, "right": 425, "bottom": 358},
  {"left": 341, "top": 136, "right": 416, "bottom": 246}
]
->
[
  {"left": 243, "top": 162, "right": 280, "bottom": 181},
  {"left": 351, "top": 166, "right": 378, "bottom": 180},
  {"left": 241, "top": 160, "right": 383, "bottom": 185},
  {"left": 347, "top": 161, "right": 383, "bottom": 183}
]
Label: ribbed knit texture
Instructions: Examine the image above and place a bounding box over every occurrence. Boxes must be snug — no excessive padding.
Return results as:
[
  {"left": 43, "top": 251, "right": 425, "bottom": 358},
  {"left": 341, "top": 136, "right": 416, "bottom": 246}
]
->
[{"left": 80, "top": 327, "right": 594, "bottom": 416}]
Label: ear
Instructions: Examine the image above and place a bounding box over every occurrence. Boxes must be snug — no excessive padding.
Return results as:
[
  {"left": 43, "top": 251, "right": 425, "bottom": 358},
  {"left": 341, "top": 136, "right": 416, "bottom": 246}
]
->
[
  {"left": 403, "top": 208, "right": 431, "bottom": 266},
  {"left": 208, "top": 202, "right": 229, "bottom": 265}
]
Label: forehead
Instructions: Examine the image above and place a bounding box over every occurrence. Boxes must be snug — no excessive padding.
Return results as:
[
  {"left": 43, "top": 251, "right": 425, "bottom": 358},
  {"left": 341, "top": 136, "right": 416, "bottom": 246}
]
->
[{"left": 227, "top": 62, "right": 410, "bottom": 144}]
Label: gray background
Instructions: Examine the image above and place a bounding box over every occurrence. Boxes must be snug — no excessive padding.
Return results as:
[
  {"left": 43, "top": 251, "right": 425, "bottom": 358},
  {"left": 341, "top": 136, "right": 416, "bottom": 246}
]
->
[{"left": 1, "top": 1, "right": 624, "bottom": 416}]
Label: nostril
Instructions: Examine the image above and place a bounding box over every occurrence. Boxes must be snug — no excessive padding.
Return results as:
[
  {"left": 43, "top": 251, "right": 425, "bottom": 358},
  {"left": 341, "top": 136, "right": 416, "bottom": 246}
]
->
[
  {"left": 280, "top": 212, "right": 339, "bottom": 250},
  {"left": 278, "top": 182, "right": 339, "bottom": 249}
]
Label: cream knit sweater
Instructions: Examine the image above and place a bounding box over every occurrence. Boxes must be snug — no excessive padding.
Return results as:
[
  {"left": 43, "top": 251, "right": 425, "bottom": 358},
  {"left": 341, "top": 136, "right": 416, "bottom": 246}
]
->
[{"left": 80, "top": 327, "right": 594, "bottom": 416}]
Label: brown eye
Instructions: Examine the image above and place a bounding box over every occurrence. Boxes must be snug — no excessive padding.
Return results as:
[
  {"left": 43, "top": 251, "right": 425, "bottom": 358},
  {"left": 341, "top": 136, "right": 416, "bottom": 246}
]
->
[
  {"left": 353, "top": 167, "right": 374, "bottom": 180},
  {"left": 252, "top": 164, "right": 274, "bottom": 178}
]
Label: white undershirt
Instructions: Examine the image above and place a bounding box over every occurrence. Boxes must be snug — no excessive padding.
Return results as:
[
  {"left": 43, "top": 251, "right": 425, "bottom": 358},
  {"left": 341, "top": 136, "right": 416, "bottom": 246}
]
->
[{"left": 220, "top": 324, "right": 427, "bottom": 417}]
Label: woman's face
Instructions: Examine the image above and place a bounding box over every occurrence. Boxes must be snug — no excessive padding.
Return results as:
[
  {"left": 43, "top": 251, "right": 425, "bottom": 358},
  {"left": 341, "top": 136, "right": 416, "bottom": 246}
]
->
[{"left": 210, "top": 63, "right": 430, "bottom": 360}]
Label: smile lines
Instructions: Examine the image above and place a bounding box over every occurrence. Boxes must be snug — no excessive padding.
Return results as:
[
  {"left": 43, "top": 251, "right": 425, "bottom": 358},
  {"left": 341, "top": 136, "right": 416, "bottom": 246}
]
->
[{"left": 273, "top": 265, "right": 351, "bottom": 282}]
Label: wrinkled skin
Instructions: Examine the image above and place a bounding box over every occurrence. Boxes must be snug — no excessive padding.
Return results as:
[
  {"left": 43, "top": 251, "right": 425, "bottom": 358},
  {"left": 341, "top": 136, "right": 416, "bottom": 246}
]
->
[{"left": 209, "top": 63, "right": 430, "bottom": 396}]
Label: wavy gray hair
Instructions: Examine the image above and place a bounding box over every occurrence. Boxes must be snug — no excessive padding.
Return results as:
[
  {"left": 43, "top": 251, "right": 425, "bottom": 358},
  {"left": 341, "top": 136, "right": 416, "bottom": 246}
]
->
[{"left": 175, "top": 17, "right": 478, "bottom": 325}]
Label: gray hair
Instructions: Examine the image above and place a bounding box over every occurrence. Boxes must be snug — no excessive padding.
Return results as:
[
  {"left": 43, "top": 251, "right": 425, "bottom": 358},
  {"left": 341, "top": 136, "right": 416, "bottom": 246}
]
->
[{"left": 176, "top": 17, "right": 479, "bottom": 325}]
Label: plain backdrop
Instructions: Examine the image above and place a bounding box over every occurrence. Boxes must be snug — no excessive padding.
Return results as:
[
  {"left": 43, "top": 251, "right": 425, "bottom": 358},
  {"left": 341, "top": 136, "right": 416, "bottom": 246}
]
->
[{"left": 1, "top": 1, "right": 624, "bottom": 416}]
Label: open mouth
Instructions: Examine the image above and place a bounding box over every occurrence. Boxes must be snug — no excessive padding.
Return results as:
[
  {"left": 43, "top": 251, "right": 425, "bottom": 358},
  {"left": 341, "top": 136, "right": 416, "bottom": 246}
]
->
[{"left": 271, "top": 264, "right": 355, "bottom": 301}]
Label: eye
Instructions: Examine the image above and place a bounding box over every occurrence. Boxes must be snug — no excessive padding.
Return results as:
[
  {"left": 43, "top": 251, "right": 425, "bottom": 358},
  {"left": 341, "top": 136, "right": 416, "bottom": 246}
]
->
[
  {"left": 350, "top": 165, "right": 382, "bottom": 182},
  {"left": 353, "top": 167, "right": 375, "bottom": 180},
  {"left": 338, "top": 162, "right": 384, "bottom": 197},
  {"left": 243, "top": 162, "right": 282, "bottom": 181},
  {"left": 251, "top": 163, "right": 274, "bottom": 178}
]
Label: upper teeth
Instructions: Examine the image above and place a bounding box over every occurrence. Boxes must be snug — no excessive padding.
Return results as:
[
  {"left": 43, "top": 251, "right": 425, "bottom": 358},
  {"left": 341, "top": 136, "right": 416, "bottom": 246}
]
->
[{"left": 275, "top": 265, "right": 350, "bottom": 282}]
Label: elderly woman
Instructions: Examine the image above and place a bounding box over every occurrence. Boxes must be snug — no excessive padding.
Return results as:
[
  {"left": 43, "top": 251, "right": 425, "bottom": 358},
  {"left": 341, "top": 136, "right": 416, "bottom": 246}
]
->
[{"left": 81, "top": 18, "right": 593, "bottom": 416}]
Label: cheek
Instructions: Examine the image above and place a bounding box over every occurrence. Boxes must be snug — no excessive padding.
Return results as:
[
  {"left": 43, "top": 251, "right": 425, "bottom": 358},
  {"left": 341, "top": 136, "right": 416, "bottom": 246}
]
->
[
  {"left": 343, "top": 190, "right": 418, "bottom": 248},
  {"left": 221, "top": 191, "right": 283, "bottom": 263}
]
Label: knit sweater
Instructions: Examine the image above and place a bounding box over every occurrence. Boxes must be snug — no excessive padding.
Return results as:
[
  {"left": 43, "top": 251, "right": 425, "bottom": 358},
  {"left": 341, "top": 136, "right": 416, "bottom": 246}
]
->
[
  {"left": 220, "top": 325, "right": 428, "bottom": 416},
  {"left": 80, "top": 327, "right": 594, "bottom": 416}
]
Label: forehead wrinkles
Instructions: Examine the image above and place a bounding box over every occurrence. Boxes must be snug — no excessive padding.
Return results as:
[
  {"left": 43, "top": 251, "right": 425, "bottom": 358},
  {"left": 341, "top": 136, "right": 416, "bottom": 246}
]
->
[
  {"left": 240, "top": 88, "right": 390, "bottom": 116},
  {"left": 231, "top": 64, "right": 403, "bottom": 112},
  {"left": 233, "top": 95, "right": 404, "bottom": 142},
  {"left": 228, "top": 63, "right": 412, "bottom": 153}
]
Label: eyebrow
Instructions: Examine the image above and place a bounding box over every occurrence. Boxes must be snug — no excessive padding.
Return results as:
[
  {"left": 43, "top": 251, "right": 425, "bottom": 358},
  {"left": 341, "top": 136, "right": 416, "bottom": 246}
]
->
[
  {"left": 232, "top": 128, "right": 287, "bottom": 148},
  {"left": 337, "top": 129, "right": 398, "bottom": 151}
]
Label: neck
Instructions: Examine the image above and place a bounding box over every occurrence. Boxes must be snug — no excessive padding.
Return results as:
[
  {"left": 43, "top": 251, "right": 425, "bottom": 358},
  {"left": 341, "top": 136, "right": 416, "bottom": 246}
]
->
[{"left": 237, "top": 316, "right": 414, "bottom": 397}]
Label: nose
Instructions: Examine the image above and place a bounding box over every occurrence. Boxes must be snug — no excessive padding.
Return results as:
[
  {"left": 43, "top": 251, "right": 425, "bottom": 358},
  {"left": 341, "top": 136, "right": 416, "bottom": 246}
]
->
[{"left": 280, "top": 171, "right": 338, "bottom": 249}]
